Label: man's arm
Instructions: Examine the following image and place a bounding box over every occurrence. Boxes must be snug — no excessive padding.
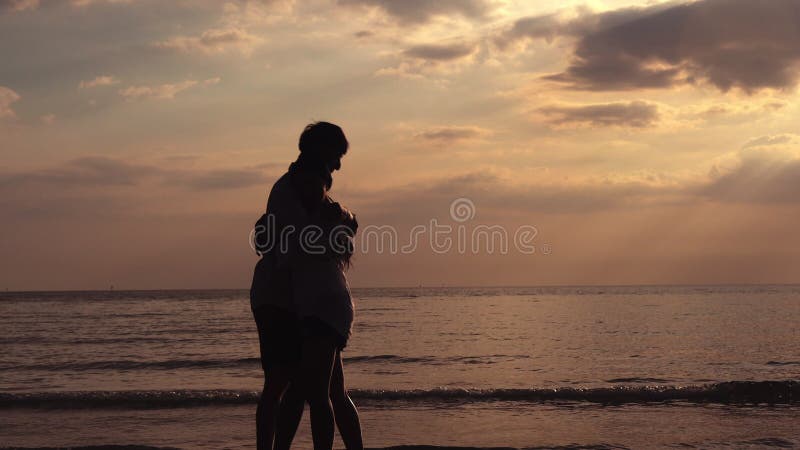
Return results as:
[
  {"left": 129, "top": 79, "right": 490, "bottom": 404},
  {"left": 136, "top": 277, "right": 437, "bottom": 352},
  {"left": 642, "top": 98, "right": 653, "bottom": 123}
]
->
[{"left": 268, "top": 171, "right": 327, "bottom": 267}]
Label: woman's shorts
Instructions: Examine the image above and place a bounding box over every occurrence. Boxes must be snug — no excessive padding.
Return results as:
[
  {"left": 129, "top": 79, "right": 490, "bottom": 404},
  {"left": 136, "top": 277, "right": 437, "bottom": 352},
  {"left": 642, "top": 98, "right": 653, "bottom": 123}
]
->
[
  {"left": 302, "top": 316, "right": 348, "bottom": 350},
  {"left": 253, "top": 305, "right": 302, "bottom": 372}
]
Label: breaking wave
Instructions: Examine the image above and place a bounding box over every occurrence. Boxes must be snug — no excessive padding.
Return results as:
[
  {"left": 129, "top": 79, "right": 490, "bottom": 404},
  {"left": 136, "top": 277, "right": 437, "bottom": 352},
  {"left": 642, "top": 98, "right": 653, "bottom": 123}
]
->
[
  {"left": 1, "top": 381, "right": 797, "bottom": 409},
  {"left": 0, "top": 354, "right": 531, "bottom": 372}
]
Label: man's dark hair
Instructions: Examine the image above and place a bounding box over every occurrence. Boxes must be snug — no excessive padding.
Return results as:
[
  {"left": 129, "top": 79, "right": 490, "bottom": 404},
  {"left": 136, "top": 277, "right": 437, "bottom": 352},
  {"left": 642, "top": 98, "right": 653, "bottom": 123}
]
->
[{"left": 298, "top": 121, "right": 348, "bottom": 159}]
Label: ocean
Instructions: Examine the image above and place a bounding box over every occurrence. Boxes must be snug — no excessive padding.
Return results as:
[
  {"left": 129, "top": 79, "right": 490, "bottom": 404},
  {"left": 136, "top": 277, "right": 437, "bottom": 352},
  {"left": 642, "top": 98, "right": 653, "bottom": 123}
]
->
[{"left": 1, "top": 285, "right": 799, "bottom": 449}]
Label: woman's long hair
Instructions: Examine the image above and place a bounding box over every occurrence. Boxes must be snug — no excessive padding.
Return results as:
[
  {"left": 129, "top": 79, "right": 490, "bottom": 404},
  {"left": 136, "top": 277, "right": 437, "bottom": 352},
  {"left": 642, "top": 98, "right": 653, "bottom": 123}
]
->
[{"left": 320, "top": 196, "right": 357, "bottom": 270}]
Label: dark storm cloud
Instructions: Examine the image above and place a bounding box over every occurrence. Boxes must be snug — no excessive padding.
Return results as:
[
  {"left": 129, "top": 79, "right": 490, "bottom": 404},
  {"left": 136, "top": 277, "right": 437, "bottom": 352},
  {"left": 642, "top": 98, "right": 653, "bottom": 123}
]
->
[
  {"left": 494, "top": 3, "right": 679, "bottom": 48},
  {"left": 403, "top": 42, "right": 477, "bottom": 61},
  {"left": 538, "top": 101, "right": 660, "bottom": 128},
  {"left": 337, "top": 0, "right": 493, "bottom": 25},
  {"left": 499, "top": 0, "right": 800, "bottom": 92}
]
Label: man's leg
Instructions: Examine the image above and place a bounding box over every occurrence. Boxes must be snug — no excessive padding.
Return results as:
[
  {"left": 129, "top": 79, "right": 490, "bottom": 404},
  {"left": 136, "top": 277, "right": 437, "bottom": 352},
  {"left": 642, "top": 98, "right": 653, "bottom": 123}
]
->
[
  {"left": 256, "top": 366, "right": 292, "bottom": 450},
  {"left": 274, "top": 382, "right": 305, "bottom": 450}
]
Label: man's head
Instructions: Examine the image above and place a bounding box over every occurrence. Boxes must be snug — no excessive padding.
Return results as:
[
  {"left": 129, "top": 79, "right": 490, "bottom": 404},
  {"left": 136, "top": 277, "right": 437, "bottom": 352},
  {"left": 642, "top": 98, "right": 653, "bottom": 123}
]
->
[{"left": 298, "top": 121, "right": 348, "bottom": 173}]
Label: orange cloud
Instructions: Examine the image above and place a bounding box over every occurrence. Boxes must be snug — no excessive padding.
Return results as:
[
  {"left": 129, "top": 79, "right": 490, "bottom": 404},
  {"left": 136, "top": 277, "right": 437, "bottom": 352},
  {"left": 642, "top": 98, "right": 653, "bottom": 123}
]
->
[
  {"left": 742, "top": 134, "right": 798, "bottom": 150},
  {"left": 155, "top": 27, "right": 263, "bottom": 56},
  {"left": 0, "top": 86, "right": 20, "bottom": 119},
  {"left": 413, "top": 125, "right": 493, "bottom": 146},
  {"left": 78, "top": 75, "right": 119, "bottom": 89},
  {"left": 118, "top": 77, "right": 220, "bottom": 101}
]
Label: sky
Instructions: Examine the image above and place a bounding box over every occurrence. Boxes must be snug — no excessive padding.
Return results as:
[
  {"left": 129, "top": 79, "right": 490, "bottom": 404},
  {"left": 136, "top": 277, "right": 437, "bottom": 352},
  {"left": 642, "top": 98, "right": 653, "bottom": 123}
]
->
[{"left": 2, "top": 0, "right": 800, "bottom": 290}]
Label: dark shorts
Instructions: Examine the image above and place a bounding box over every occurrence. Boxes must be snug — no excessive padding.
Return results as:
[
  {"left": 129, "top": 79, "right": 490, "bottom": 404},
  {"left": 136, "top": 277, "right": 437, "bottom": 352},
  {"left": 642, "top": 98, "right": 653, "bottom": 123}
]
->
[
  {"left": 302, "top": 316, "right": 348, "bottom": 350},
  {"left": 253, "top": 305, "right": 302, "bottom": 372}
]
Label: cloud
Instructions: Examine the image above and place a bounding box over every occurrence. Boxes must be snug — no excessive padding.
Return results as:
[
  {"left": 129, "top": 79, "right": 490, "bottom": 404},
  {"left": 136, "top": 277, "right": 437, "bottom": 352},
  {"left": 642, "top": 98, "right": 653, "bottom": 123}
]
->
[
  {"left": 337, "top": 0, "right": 493, "bottom": 25},
  {"left": 0, "top": 155, "right": 271, "bottom": 226},
  {"left": 500, "top": 0, "right": 800, "bottom": 92},
  {"left": 78, "top": 75, "right": 119, "bottom": 89},
  {"left": 493, "top": 10, "right": 577, "bottom": 49},
  {"left": 688, "top": 101, "right": 789, "bottom": 124},
  {"left": 356, "top": 169, "right": 680, "bottom": 220},
  {"left": 165, "top": 168, "right": 265, "bottom": 190},
  {"left": 537, "top": 101, "right": 660, "bottom": 128},
  {"left": 69, "top": 0, "right": 134, "bottom": 6},
  {"left": 0, "top": 0, "right": 37, "bottom": 12},
  {"left": 701, "top": 146, "right": 800, "bottom": 203},
  {"left": 414, "top": 125, "right": 492, "bottom": 145},
  {"left": 203, "top": 76, "right": 222, "bottom": 85},
  {"left": 360, "top": 142, "right": 800, "bottom": 218},
  {"left": 0, "top": 86, "right": 21, "bottom": 119},
  {"left": 221, "top": 0, "right": 295, "bottom": 26},
  {"left": 0, "top": 155, "right": 268, "bottom": 195},
  {"left": 155, "top": 27, "right": 263, "bottom": 55},
  {"left": 403, "top": 42, "right": 477, "bottom": 61},
  {"left": 40, "top": 113, "right": 56, "bottom": 125},
  {"left": 742, "top": 134, "right": 798, "bottom": 150},
  {"left": 378, "top": 41, "right": 479, "bottom": 78},
  {"left": 0, "top": 156, "right": 157, "bottom": 189},
  {"left": 1, "top": 0, "right": 132, "bottom": 12},
  {"left": 118, "top": 77, "right": 220, "bottom": 101},
  {"left": 119, "top": 81, "right": 197, "bottom": 101},
  {"left": 494, "top": 4, "right": 677, "bottom": 49},
  {"left": 362, "top": 149, "right": 800, "bottom": 220}
]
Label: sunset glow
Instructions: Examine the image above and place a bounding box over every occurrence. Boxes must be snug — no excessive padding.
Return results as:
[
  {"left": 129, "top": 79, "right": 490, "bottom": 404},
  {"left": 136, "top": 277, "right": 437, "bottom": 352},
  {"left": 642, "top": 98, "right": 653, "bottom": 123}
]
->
[{"left": 2, "top": 0, "right": 800, "bottom": 289}]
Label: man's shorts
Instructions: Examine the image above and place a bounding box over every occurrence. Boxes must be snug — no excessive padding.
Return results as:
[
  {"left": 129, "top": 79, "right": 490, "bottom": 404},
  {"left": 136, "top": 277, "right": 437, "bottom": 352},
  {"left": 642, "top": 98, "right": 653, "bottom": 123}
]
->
[{"left": 253, "top": 304, "right": 302, "bottom": 372}]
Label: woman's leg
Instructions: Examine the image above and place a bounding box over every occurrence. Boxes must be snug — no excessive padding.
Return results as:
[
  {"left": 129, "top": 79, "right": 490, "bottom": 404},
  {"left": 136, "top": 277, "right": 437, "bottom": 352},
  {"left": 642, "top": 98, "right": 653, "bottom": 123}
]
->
[
  {"left": 256, "top": 365, "right": 292, "bottom": 450},
  {"left": 275, "top": 355, "right": 364, "bottom": 450},
  {"left": 274, "top": 381, "right": 305, "bottom": 450},
  {"left": 300, "top": 336, "right": 337, "bottom": 450},
  {"left": 330, "top": 350, "right": 364, "bottom": 450}
]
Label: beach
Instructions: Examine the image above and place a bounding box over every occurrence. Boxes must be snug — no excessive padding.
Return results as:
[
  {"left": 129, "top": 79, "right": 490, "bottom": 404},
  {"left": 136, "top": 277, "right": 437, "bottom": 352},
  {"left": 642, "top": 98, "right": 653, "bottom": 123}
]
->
[{"left": 2, "top": 286, "right": 799, "bottom": 449}]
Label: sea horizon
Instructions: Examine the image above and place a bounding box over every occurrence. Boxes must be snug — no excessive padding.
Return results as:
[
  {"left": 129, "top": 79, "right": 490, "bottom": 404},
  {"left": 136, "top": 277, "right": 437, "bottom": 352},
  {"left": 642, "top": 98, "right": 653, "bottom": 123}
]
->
[{"left": 5, "top": 282, "right": 800, "bottom": 295}]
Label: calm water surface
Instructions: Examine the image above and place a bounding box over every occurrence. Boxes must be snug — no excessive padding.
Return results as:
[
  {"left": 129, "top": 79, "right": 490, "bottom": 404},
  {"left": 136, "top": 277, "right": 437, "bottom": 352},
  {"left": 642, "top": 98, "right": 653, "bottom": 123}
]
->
[{"left": 2, "top": 285, "right": 799, "bottom": 449}]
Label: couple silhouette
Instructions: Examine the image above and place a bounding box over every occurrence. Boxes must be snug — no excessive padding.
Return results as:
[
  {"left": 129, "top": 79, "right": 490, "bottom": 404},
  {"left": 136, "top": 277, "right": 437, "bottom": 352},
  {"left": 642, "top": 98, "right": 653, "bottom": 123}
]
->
[{"left": 250, "top": 122, "right": 363, "bottom": 450}]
